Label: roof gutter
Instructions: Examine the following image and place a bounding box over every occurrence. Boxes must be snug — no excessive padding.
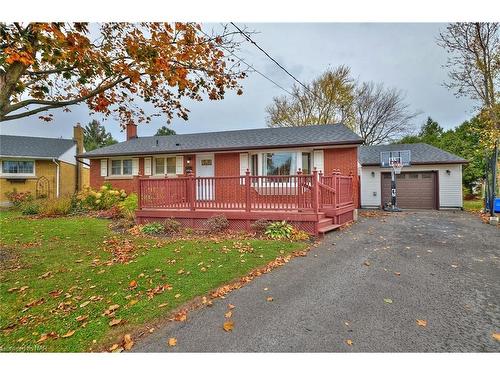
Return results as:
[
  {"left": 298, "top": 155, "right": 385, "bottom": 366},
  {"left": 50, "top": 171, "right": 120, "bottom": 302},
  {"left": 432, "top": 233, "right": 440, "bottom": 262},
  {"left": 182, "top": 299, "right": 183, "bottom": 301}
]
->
[
  {"left": 52, "top": 158, "right": 60, "bottom": 198},
  {"left": 361, "top": 160, "right": 469, "bottom": 166}
]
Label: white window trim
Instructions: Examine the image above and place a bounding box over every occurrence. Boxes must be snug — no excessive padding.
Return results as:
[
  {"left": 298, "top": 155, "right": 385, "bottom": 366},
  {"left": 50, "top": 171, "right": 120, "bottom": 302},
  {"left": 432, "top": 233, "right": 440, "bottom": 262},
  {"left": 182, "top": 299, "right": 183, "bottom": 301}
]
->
[
  {"left": 109, "top": 158, "right": 133, "bottom": 176},
  {"left": 246, "top": 149, "right": 314, "bottom": 188},
  {"left": 0, "top": 159, "right": 36, "bottom": 177},
  {"left": 153, "top": 155, "right": 178, "bottom": 177}
]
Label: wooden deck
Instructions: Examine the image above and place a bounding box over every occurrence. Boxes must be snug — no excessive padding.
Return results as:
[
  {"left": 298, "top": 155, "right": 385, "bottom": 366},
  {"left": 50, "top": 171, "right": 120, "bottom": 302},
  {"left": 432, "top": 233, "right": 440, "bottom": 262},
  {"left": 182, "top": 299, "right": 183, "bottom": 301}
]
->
[{"left": 136, "top": 170, "right": 355, "bottom": 235}]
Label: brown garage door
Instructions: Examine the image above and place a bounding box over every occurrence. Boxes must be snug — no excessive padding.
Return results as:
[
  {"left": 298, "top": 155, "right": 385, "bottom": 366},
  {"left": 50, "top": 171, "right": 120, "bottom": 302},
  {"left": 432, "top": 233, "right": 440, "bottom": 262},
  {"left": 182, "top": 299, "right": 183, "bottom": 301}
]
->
[{"left": 381, "top": 171, "right": 436, "bottom": 209}]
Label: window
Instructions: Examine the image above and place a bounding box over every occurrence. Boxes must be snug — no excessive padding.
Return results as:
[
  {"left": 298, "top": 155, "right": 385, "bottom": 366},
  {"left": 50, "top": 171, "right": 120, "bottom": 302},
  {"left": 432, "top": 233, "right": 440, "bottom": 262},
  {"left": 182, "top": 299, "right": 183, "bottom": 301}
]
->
[
  {"left": 250, "top": 154, "right": 259, "bottom": 176},
  {"left": 154, "top": 158, "right": 164, "bottom": 175},
  {"left": 302, "top": 152, "right": 311, "bottom": 174},
  {"left": 1, "top": 160, "right": 34, "bottom": 175},
  {"left": 110, "top": 159, "right": 132, "bottom": 176},
  {"left": 154, "top": 157, "right": 176, "bottom": 175},
  {"left": 166, "top": 157, "right": 176, "bottom": 174},
  {"left": 265, "top": 152, "right": 295, "bottom": 176}
]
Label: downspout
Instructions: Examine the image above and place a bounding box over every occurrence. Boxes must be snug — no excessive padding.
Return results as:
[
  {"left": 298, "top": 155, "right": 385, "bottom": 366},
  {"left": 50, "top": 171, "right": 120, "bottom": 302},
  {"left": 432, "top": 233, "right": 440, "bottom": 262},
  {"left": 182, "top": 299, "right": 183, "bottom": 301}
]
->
[{"left": 52, "top": 158, "right": 60, "bottom": 198}]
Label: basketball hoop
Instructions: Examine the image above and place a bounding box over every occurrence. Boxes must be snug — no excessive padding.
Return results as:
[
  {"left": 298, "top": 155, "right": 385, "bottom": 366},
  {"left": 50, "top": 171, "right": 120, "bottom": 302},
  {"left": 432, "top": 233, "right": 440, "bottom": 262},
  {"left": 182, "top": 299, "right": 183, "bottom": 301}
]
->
[
  {"left": 391, "top": 161, "right": 403, "bottom": 175},
  {"left": 389, "top": 156, "right": 403, "bottom": 175}
]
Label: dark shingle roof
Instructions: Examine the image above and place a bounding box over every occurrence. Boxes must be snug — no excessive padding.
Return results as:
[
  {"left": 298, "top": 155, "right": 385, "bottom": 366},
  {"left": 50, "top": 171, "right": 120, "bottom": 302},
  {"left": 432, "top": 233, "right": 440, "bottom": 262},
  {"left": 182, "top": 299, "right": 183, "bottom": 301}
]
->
[
  {"left": 80, "top": 124, "right": 363, "bottom": 158},
  {"left": 359, "top": 143, "right": 467, "bottom": 165},
  {"left": 0, "top": 135, "right": 75, "bottom": 159}
]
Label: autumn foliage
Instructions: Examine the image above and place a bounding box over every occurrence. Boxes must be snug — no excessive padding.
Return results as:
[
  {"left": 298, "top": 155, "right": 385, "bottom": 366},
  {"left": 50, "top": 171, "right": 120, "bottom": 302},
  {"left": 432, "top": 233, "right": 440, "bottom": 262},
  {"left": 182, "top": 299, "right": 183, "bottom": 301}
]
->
[{"left": 0, "top": 23, "right": 247, "bottom": 126}]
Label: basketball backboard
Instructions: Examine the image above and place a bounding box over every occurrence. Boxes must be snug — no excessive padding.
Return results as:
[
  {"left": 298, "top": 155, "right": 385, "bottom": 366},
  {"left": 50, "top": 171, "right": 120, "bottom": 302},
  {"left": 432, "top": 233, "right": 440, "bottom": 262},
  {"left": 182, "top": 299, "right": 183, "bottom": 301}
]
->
[{"left": 380, "top": 150, "right": 411, "bottom": 168}]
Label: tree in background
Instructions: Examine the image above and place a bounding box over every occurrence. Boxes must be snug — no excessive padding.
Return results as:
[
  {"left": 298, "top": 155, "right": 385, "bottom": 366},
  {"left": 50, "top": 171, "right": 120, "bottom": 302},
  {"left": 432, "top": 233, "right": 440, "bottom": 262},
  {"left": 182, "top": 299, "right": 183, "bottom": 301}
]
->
[
  {"left": 83, "top": 120, "right": 117, "bottom": 151},
  {"left": 398, "top": 116, "right": 487, "bottom": 193},
  {"left": 438, "top": 22, "right": 499, "bottom": 148},
  {"left": 399, "top": 117, "right": 443, "bottom": 145},
  {"left": 354, "top": 82, "right": 419, "bottom": 145},
  {"left": 265, "top": 66, "right": 355, "bottom": 128},
  {"left": 0, "top": 23, "right": 247, "bottom": 126},
  {"left": 438, "top": 22, "right": 499, "bottom": 212},
  {"left": 265, "top": 66, "right": 417, "bottom": 145},
  {"left": 155, "top": 126, "right": 177, "bottom": 136}
]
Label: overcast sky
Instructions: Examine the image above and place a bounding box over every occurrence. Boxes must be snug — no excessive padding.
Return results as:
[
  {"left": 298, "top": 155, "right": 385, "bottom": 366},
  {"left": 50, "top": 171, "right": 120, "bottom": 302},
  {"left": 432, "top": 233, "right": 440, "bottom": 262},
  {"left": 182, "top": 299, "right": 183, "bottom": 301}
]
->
[{"left": 0, "top": 23, "right": 477, "bottom": 142}]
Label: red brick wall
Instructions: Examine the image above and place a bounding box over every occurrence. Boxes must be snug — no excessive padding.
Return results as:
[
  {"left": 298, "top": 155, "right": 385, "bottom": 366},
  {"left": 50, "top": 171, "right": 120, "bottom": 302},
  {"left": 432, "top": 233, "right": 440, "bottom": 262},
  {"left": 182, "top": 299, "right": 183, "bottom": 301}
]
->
[
  {"left": 323, "top": 147, "right": 359, "bottom": 207},
  {"left": 214, "top": 153, "right": 240, "bottom": 176},
  {"left": 89, "top": 158, "right": 144, "bottom": 193}
]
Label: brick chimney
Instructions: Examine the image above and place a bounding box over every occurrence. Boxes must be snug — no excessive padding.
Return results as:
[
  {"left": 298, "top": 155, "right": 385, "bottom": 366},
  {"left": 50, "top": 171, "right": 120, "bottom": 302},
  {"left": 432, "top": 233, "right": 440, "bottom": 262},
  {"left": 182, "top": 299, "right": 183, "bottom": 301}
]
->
[
  {"left": 126, "top": 124, "right": 138, "bottom": 140},
  {"left": 73, "top": 123, "right": 84, "bottom": 191}
]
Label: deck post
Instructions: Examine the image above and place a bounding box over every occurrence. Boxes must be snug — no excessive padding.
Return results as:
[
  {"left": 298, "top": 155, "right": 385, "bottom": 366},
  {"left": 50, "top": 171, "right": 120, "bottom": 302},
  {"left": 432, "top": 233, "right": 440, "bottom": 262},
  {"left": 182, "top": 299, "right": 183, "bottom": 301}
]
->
[
  {"left": 245, "top": 169, "right": 251, "bottom": 212},
  {"left": 188, "top": 171, "right": 195, "bottom": 211},
  {"left": 297, "top": 168, "right": 302, "bottom": 210},
  {"left": 138, "top": 179, "right": 142, "bottom": 210},
  {"left": 312, "top": 168, "right": 319, "bottom": 214}
]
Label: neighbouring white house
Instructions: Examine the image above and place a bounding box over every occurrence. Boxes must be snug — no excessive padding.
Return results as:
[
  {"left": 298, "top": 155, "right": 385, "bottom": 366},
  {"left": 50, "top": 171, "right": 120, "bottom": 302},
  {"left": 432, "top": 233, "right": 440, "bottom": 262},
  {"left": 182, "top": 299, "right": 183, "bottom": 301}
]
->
[{"left": 359, "top": 143, "right": 467, "bottom": 210}]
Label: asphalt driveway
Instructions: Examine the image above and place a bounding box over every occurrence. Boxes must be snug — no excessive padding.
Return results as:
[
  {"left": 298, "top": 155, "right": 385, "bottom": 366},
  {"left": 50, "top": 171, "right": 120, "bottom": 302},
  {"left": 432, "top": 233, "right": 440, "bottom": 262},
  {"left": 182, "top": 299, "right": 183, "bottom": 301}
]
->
[{"left": 133, "top": 210, "right": 500, "bottom": 352}]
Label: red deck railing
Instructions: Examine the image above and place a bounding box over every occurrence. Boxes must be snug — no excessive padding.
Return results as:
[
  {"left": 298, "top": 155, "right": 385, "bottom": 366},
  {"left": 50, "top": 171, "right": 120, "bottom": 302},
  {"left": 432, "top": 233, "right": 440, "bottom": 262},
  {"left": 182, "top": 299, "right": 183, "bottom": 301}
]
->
[{"left": 139, "top": 169, "right": 353, "bottom": 213}]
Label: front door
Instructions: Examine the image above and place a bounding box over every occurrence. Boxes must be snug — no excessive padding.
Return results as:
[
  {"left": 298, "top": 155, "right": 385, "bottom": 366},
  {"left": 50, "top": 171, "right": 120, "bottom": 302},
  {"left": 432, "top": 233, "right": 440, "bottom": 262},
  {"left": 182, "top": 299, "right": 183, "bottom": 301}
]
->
[{"left": 196, "top": 154, "right": 215, "bottom": 200}]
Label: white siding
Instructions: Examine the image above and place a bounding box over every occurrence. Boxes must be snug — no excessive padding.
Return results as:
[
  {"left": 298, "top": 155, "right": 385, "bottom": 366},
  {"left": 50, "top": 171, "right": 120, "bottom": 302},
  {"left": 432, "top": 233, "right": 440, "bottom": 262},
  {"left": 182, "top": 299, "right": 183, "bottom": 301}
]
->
[
  {"left": 360, "top": 164, "right": 463, "bottom": 209},
  {"left": 360, "top": 167, "right": 382, "bottom": 207},
  {"left": 57, "top": 144, "right": 77, "bottom": 165}
]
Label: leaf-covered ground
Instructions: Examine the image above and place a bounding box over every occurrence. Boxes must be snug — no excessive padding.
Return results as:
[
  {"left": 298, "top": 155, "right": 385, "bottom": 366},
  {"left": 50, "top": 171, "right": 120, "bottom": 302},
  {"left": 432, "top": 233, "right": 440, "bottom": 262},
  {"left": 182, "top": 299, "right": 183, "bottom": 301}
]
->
[{"left": 0, "top": 211, "right": 307, "bottom": 352}]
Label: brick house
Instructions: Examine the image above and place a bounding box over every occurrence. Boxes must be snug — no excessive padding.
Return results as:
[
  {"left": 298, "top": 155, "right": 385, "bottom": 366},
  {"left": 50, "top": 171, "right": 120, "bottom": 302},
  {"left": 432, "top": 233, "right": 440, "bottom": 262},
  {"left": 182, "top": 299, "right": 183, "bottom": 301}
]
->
[
  {"left": 0, "top": 125, "right": 89, "bottom": 205},
  {"left": 80, "top": 124, "right": 362, "bottom": 235}
]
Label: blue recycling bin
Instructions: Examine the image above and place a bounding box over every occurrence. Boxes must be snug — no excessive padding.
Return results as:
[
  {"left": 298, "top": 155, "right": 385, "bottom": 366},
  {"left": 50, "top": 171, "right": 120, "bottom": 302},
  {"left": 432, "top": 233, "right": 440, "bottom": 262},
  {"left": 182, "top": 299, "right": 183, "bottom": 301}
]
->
[{"left": 495, "top": 198, "right": 500, "bottom": 213}]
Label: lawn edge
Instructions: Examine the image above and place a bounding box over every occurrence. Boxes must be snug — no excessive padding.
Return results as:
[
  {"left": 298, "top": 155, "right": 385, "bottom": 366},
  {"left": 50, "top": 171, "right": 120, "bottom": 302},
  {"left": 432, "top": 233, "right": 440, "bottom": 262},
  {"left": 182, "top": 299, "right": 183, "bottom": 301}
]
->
[{"left": 96, "top": 240, "right": 320, "bottom": 353}]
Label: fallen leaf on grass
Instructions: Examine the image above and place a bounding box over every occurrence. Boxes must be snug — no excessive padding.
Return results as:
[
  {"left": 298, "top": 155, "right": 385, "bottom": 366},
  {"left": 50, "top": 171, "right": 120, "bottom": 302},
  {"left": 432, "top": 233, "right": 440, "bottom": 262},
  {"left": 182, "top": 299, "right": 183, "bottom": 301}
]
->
[
  {"left": 224, "top": 311, "right": 232, "bottom": 318},
  {"left": 228, "top": 304, "right": 235, "bottom": 310},
  {"left": 174, "top": 294, "right": 181, "bottom": 298},
  {"left": 158, "top": 303, "right": 168, "bottom": 308},
  {"left": 129, "top": 280, "right": 138, "bottom": 289},
  {"left": 346, "top": 339, "right": 353, "bottom": 346},
  {"left": 416, "top": 319, "right": 427, "bottom": 327},
  {"left": 492, "top": 333, "right": 500, "bottom": 342},
  {"left": 266, "top": 297, "right": 274, "bottom": 302},
  {"left": 61, "top": 330, "right": 75, "bottom": 338},
  {"left": 109, "top": 343, "right": 119, "bottom": 351},
  {"left": 38, "top": 271, "right": 52, "bottom": 279},
  {"left": 76, "top": 315, "right": 88, "bottom": 322},
  {"left": 168, "top": 337, "right": 177, "bottom": 346},
  {"left": 223, "top": 321, "right": 234, "bottom": 332},
  {"left": 109, "top": 318, "right": 122, "bottom": 327},
  {"left": 37, "top": 332, "right": 58, "bottom": 343},
  {"left": 123, "top": 334, "right": 134, "bottom": 350},
  {"left": 80, "top": 301, "right": 90, "bottom": 308},
  {"left": 383, "top": 298, "right": 393, "bottom": 304}
]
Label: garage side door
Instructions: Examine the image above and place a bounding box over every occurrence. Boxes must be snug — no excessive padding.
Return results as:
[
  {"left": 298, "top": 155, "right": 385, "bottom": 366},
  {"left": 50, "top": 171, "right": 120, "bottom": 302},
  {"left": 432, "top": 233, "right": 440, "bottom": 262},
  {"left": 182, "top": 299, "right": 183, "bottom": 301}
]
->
[{"left": 381, "top": 172, "right": 436, "bottom": 209}]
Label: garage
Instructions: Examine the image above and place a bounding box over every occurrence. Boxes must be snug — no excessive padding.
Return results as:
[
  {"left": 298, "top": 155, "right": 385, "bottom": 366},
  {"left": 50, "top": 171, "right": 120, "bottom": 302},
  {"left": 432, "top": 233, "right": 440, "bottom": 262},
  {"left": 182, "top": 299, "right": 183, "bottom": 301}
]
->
[
  {"left": 381, "top": 171, "right": 437, "bottom": 209},
  {"left": 359, "top": 143, "right": 467, "bottom": 210}
]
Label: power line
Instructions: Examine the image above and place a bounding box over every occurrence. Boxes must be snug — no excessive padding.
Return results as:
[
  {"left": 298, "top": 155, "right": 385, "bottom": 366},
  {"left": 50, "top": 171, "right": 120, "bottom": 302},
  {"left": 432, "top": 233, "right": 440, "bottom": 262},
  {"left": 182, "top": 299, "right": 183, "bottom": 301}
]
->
[
  {"left": 199, "top": 27, "right": 294, "bottom": 96},
  {"left": 230, "top": 22, "right": 310, "bottom": 94}
]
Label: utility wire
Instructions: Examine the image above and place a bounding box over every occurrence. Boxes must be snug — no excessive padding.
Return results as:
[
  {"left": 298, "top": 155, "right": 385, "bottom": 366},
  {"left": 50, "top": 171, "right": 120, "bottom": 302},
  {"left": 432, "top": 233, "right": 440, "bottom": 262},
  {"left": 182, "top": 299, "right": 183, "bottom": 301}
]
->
[
  {"left": 199, "top": 27, "right": 294, "bottom": 96},
  {"left": 230, "top": 22, "right": 311, "bottom": 94}
]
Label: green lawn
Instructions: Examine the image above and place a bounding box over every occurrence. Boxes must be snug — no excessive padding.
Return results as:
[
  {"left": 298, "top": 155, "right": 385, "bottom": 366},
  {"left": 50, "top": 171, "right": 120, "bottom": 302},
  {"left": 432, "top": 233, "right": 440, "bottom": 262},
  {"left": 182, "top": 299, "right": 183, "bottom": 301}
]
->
[
  {"left": 0, "top": 211, "right": 307, "bottom": 352},
  {"left": 463, "top": 199, "right": 483, "bottom": 212}
]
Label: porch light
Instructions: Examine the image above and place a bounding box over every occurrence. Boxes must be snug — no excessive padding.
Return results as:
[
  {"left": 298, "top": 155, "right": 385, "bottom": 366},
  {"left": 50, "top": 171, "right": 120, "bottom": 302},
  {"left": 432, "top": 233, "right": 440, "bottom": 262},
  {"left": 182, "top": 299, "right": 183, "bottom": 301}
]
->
[
  {"left": 371, "top": 171, "right": 375, "bottom": 177},
  {"left": 446, "top": 169, "right": 451, "bottom": 175},
  {"left": 186, "top": 157, "right": 191, "bottom": 165}
]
